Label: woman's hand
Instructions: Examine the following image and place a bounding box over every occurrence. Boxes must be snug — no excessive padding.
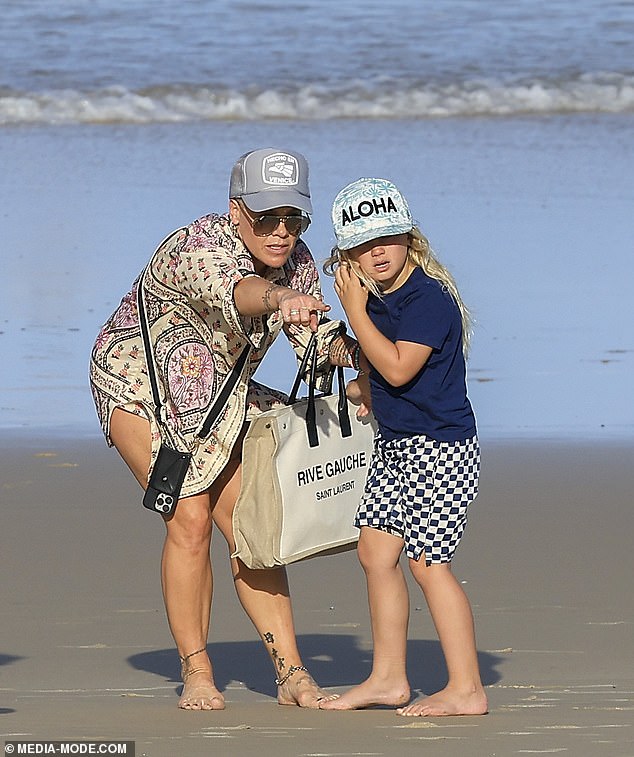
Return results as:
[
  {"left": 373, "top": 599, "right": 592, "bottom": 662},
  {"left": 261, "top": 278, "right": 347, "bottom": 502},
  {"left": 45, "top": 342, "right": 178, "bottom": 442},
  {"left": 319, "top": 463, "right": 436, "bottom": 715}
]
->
[
  {"left": 334, "top": 263, "right": 368, "bottom": 317},
  {"left": 235, "top": 278, "right": 330, "bottom": 332},
  {"left": 277, "top": 289, "right": 330, "bottom": 332}
]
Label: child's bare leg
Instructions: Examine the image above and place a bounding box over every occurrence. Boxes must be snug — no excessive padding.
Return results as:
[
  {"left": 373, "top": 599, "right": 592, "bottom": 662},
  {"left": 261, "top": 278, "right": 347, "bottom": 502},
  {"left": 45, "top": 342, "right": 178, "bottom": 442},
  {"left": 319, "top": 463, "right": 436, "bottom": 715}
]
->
[
  {"left": 398, "top": 559, "right": 487, "bottom": 717},
  {"left": 320, "top": 527, "right": 411, "bottom": 710}
]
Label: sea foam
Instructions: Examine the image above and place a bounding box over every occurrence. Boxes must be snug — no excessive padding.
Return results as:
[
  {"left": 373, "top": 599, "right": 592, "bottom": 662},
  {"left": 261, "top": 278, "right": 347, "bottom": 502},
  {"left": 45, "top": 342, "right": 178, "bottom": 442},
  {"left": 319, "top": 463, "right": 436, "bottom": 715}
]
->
[{"left": 1, "top": 73, "right": 633, "bottom": 126}]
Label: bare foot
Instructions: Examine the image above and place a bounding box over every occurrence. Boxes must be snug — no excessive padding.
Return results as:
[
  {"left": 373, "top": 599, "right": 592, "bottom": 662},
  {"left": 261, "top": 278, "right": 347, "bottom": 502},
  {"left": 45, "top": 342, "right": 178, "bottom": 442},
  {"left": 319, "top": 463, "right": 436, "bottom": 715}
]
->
[
  {"left": 396, "top": 686, "right": 488, "bottom": 717},
  {"left": 319, "top": 678, "right": 410, "bottom": 711},
  {"left": 178, "top": 647, "right": 225, "bottom": 711},
  {"left": 277, "top": 668, "right": 338, "bottom": 709},
  {"left": 179, "top": 671, "right": 225, "bottom": 711}
]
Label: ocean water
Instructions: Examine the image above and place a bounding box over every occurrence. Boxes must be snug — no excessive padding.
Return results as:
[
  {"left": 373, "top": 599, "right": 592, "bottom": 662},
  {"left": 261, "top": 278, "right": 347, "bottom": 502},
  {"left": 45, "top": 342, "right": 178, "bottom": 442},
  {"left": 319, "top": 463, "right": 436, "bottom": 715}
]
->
[
  {"left": 1, "top": 0, "right": 633, "bottom": 440},
  {"left": 2, "top": 0, "right": 634, "bottom": 124}
]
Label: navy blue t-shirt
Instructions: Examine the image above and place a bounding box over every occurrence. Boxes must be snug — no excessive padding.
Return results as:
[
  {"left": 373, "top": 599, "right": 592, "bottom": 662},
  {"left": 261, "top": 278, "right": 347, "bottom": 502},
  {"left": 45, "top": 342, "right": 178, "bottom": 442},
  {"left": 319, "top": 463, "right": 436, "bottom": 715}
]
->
[{"left": 367, "top": 267, "right": 476, "bottom": 442}]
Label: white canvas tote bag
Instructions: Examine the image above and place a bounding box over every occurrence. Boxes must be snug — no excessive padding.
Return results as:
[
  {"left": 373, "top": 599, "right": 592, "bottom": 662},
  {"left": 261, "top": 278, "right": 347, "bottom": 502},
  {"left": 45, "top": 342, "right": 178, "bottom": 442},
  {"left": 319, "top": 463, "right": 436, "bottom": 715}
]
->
[{"left": 232, "top": 333, "right": 376, "bottom": 568}]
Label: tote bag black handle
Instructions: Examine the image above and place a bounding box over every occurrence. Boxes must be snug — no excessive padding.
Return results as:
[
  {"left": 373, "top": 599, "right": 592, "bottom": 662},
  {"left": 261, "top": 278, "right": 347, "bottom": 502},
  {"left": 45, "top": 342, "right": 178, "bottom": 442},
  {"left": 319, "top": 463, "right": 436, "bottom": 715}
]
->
[{"left": 287, "top": 331, "right": 351, "bottom": 448}]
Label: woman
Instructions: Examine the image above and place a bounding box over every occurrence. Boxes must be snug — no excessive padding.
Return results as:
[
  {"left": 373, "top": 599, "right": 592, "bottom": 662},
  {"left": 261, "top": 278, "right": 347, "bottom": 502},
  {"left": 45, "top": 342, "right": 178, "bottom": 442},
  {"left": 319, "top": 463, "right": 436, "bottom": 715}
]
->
[{"left": 89, "top": 147, "right": 358, "bottom": 710}]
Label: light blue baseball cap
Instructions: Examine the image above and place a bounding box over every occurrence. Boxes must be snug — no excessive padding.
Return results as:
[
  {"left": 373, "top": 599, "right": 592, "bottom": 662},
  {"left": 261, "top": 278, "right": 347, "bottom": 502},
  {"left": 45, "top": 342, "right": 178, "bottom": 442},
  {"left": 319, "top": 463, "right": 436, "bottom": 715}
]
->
[{"left": 331, "top": 178, "right": 413, "bottom": 250}]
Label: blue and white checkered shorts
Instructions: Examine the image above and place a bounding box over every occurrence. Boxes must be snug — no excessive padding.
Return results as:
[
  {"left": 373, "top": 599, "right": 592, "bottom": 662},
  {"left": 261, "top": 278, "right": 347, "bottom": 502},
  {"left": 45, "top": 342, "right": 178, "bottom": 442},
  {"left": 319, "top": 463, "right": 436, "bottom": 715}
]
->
[{"left": 355, "top": 433, "right": 480, "bottom": 565}]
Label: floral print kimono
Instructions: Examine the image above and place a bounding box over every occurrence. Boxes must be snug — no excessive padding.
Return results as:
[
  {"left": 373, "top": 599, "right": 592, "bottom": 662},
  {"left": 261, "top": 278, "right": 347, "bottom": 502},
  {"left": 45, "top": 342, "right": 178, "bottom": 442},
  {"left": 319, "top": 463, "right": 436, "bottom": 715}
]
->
[{"left": 90, "top": 213, "right": 343, "bottom": 498}]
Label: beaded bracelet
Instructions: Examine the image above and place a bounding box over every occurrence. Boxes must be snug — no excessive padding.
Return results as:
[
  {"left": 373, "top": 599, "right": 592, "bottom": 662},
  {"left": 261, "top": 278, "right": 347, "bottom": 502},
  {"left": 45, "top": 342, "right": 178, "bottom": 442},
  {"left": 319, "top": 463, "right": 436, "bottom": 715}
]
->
[{"left": 350, "top": 343, "right": 362, "bottom": 372}]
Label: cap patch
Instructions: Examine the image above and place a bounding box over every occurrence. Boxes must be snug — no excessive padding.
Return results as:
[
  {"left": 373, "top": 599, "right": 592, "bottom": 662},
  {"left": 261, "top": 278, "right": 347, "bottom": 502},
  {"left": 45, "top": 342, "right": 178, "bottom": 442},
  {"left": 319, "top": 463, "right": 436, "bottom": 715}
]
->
[{"left": 262, "top": 153, "right": 299, "bottom": 186}]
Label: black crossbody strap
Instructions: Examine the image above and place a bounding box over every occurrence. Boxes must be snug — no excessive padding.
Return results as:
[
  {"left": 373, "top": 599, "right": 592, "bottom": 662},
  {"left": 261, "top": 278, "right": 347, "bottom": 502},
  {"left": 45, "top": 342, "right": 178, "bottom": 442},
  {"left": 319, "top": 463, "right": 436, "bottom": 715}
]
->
[
  {"left": 136, "top": 268, "right": 166, "bottom": 426},
  {"left": 136, "top": 265, "right": 250, "bottom": 443},
  {"left": 197, "top": 344, "right": 250, "bottom": 440}
]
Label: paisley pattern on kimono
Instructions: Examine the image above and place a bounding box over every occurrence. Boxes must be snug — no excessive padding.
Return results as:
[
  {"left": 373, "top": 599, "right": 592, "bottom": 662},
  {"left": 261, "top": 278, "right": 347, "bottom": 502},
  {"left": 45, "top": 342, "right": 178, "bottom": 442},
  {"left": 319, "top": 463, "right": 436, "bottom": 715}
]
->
[{"left": 89, "top": 212, "right": 344, "bottom": 497}]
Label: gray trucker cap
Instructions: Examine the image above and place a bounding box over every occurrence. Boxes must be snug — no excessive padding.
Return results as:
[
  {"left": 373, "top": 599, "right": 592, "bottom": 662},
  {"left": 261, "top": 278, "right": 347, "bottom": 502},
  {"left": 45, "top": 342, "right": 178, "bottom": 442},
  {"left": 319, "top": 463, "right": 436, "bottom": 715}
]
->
[{"left": 229, "top": 148, "right": 312, "bottom": 214}]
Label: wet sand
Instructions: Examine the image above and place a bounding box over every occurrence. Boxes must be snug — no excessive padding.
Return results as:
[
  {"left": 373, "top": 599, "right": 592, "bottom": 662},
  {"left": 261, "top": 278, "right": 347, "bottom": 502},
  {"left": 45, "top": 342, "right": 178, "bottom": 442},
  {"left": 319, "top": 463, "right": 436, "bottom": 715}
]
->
[{"left": 1, "top": 433, "right": 633, "bottom": 756}]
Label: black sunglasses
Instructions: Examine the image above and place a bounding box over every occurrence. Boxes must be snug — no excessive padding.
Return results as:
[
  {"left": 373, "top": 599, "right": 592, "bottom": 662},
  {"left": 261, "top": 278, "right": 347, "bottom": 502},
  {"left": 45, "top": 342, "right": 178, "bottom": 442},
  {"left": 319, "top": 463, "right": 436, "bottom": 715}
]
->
[{"left": 240, "top": 203, "right": 310, "bottom": 237}]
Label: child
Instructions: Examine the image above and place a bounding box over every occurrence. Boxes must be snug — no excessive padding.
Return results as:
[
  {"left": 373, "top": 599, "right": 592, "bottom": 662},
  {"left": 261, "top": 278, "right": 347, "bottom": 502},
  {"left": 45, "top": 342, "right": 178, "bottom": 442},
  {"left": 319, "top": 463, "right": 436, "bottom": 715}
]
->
[{"left": 319, "top": 178, "right": 487, "bottom": 717}]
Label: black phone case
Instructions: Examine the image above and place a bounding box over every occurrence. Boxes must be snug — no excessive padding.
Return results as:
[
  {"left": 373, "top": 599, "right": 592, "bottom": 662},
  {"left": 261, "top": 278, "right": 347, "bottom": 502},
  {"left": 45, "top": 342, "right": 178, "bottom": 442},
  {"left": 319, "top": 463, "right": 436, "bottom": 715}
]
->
[{"left": 143, "top": 445, "right": 192, "bottom": 515}]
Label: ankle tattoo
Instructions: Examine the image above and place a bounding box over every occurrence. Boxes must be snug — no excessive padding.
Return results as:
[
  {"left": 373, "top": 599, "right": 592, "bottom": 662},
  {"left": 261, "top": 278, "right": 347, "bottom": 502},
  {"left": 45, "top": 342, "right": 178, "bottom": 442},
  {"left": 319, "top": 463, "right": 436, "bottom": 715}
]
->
[{"left": 272, "top": 648, "right": 285, "bottom": 671}]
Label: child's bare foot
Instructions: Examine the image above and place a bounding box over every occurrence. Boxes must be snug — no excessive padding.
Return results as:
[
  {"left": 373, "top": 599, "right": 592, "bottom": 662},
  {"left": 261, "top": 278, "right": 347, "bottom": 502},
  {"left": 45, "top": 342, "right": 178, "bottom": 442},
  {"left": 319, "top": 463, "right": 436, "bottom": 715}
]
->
[
  {"left": 277, "top": 665, "right": 338, "bottom": 709},
  {"left": 319, "top": 678, "right": 410, "bottom": 711},
  {"left": 396, "top": 686, "right": 488, "bottom": 717}
]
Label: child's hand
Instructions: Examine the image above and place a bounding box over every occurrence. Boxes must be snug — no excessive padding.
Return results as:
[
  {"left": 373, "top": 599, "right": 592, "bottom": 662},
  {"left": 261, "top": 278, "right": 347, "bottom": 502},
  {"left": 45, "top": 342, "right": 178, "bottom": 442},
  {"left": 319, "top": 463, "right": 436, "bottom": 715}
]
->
[
  {"left": 346, "top": 376, "right": 372, "bottom": 418},
  {"left": 334, "top": 263, "right": 368, "bottom": 315}
]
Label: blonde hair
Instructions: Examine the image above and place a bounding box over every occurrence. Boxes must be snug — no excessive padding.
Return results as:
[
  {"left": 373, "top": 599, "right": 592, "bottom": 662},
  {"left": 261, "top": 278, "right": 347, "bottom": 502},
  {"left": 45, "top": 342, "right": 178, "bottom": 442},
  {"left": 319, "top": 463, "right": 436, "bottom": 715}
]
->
[{"left": 323, "top": 227, "right": 473, "bottom": 356}]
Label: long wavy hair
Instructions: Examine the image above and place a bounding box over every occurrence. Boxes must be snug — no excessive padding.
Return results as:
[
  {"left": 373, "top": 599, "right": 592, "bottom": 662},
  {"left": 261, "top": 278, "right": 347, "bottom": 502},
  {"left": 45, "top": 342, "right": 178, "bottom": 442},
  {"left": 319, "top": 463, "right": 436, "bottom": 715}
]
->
[{"left": 323, "top": 227, "right": 473, "bottom": 356}]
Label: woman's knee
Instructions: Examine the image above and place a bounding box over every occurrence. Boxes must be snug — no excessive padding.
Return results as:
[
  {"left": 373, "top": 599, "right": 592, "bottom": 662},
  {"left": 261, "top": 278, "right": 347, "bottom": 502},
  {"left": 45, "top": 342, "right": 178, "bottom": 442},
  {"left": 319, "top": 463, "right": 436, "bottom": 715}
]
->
[
  {"left": 166, "top": 494, "right": 213, "bottom": 551},
  {"left": 208, "top": 458, "right": 242, "bottom": 547}
]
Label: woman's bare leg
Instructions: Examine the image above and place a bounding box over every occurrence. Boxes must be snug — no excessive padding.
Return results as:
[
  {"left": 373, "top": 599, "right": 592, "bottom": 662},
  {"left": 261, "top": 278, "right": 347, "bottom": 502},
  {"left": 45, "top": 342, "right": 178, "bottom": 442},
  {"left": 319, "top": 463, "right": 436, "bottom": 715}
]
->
[
  {"left": 109, "top": 408, "right": 223, "bottom": 710},
  {"left": 210, "top": 455, "right": 335, "bottom": 707},
  {"left": 161, "top": 492, "right": 224, "bottom": 710},
  {"left": 397, "top": 559, "right": 487, "bottom": 717},
  {"left": 320, "top": 527, "right": 411, "bottom": 710}
]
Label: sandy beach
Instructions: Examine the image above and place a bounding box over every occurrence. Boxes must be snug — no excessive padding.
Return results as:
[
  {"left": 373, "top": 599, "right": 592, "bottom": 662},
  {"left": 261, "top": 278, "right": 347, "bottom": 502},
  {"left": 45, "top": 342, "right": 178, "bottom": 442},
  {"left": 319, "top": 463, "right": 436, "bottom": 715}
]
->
[
  {"left": 2, "top": 100, "right": 632, "bottom": 757},
  {"left": 1, "top": 432, "right": 633, "bottom": 756},
  {"left": 2, "top": 2, "right": 633, "bottom": 754}
]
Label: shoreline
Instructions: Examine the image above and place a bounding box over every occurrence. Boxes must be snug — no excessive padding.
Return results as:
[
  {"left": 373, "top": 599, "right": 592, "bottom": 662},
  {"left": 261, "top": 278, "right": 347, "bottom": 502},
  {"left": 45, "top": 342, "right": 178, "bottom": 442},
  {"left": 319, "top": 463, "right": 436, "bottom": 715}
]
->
[{"left": 1, "top": 422, "right": 632, "bottom": 445}]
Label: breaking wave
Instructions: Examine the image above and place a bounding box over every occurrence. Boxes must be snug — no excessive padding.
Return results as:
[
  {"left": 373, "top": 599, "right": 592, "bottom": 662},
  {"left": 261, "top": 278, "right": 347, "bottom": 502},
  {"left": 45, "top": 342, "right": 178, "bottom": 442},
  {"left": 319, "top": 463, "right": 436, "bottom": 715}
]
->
[{"left": 2, "top": 73, "right": 633, "bottom": 126}]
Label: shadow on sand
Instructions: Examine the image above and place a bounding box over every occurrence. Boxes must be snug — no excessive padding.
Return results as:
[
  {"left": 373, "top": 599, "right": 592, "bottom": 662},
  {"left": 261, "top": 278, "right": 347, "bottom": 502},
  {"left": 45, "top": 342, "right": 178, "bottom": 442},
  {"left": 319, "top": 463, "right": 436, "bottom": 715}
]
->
[{"left": 129, "top": 634, "right": 504, "bottom": 699}]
